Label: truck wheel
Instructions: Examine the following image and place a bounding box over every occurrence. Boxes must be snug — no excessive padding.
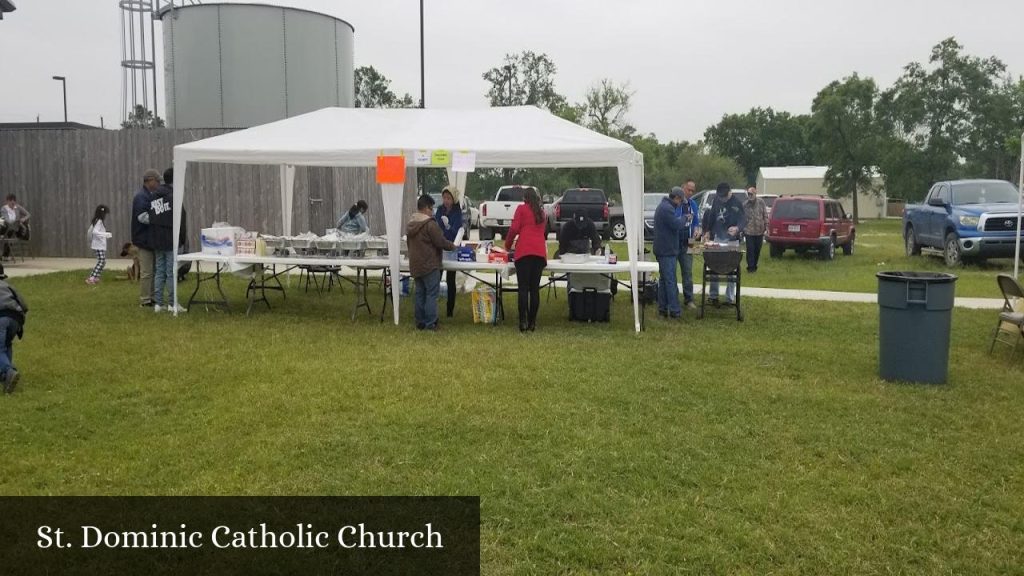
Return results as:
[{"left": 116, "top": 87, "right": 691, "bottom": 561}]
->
[
  {"left": 842, "top": 231, "right": 855, "bottom": 256},
  {"left": 905, "top": 226, "right": 921, "bottom": 256},
  {"left": 819, "top": 238, "right": 836, "bottom": 261},
  {"left": 610, "top": 219, "right": 627, "bottom": 241},
  {"left": 943, "top": 232, "right": 962, "bottom": 267},
  {"left": 479, "top": 226, "right": 494, "bottom": 241},
  {"left": 769, "top": 243, "right": 783, "bottom": 258}
]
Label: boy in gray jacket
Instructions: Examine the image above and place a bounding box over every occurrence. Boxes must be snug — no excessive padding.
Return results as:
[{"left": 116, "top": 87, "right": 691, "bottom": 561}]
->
[{"left": 0, "top": 278, "right": 27, "bottom": 393}]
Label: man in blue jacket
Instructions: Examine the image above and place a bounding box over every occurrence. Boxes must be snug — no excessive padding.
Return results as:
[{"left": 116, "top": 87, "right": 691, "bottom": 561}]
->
[
  {"left": 653, "top": 188, "right": 684, "bottom": 318},
  {"left": 131, "top": 169, "right": 161, "bottom": 307},
  {"left": 674, "top": 180, "right": 700, "bottom": 309}
]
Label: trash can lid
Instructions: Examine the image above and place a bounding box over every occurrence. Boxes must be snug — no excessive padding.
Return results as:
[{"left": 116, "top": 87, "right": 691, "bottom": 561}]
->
[{"left": 876, "top": 271, "right": 958, "bottom": 283}]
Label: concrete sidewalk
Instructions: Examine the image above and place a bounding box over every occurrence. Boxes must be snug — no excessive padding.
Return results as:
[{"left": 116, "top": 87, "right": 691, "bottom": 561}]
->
[
  {"left": 3, "top": 257, "right": 112, "bottom": 278},
  {"left": 3, "top": 257, "right": 1006, "bottom": 310}
]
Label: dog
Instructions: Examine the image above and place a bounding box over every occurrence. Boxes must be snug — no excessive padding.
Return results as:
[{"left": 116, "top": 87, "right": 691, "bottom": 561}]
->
[
  {"left": 119, "top": 242, "right": 140, "bottom": 282},
  {"left": 118, "top": 242, "right": 192, "bottom": 282}
]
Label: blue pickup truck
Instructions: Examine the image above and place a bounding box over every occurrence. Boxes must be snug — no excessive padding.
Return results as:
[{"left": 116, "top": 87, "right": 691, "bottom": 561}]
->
[{"left": 903, "top": 179, "right": 1023, "bottom": 266}]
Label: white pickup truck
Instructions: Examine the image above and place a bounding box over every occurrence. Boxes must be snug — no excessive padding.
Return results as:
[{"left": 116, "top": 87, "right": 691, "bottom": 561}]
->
[{"left": 478, "top": 185, "right": 538, "bottom": 240}]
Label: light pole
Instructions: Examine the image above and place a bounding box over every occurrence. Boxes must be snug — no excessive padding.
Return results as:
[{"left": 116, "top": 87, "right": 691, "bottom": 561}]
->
[
  {"left": 52, "top": 76, "right": 67, "bottom": 123},
  {"left": 419, "top": 0, "right": 424, "bottom": 108}
]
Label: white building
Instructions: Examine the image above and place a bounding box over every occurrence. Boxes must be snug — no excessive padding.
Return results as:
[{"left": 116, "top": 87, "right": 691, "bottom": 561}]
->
[{"left": 756, "top": 166, "right": 887, "bottom": 219}]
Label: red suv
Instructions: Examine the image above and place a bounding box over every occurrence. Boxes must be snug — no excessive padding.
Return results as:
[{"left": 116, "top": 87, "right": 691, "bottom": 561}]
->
[{"left": 766, "top": 196, "right": 855, "bottom": 260}]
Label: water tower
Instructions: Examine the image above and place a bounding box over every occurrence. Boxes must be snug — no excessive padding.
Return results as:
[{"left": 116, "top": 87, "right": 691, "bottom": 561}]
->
[{"left": 157, "top": 2, "right": 355, "bottom": 129}]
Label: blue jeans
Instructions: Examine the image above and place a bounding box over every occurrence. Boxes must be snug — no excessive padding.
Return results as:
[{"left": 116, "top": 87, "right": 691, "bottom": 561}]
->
[
  {"left": 414, "top": 269, "right": 442, "bottom": 329},
  {"left": 677, "top": 250, "right": 694, "bottom": 304},
  {"left": 0, "top": 316, "right": 18, "bottom": 377},
  {"left": 153, "top": 250, "right": 176, "bottom": 306},
  {"left": 656, "top": 254, "right": 680, "bottom": 315}
]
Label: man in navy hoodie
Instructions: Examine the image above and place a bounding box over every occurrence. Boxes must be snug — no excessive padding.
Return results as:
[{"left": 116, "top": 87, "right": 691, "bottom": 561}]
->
[
  {"left": 131, "top": 169, "right": 161, "bottom": 307},
  {"left": 148, "top": 168, "right": 186, "bottom": 313},
  {"left": 653, "top": 189, "right": 684, "bottom": 318}
]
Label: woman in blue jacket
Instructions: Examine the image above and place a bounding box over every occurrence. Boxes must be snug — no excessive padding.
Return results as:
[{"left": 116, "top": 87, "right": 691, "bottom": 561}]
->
[
  {"left": 337, "top": 200, "right": 369, "bottom": 235},
  {"left": 434, "top": 186, "right": 465, "bottom": 318}
]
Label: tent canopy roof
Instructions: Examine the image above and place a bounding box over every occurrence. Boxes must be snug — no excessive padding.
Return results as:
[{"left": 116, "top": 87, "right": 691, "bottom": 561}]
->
[{"left": 174, "top": 106, "right": 638, "bottom": 168}]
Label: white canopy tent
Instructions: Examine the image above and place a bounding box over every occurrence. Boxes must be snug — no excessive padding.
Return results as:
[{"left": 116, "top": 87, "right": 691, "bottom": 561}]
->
[{"left": 171, "top": 106, "right": 647, "bottom": 331}]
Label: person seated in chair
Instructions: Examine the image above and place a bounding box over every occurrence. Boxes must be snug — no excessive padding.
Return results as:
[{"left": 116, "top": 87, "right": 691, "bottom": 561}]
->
[
  {"left": 1, "top": 194, "right": 30, "bottom": 259},
  {"left": 556, "top": 211, "right": 603, "bottom": 256}
]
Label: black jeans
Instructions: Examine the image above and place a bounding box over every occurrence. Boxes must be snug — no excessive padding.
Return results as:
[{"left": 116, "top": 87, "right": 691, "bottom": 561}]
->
[
  {"left": 445, "top": 270, "right": 456, "bottom": 317},
  {"left": 745, "top": 235, "right": 764, "bottom": 271},
  {"left": 514, "top": 256, "right": 546, "bottom": 326}
]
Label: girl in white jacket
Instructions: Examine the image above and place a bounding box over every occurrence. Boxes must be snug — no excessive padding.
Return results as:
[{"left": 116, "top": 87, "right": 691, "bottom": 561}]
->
[{"left": 87, "top": 205, "right": 112, "bottom": 285}]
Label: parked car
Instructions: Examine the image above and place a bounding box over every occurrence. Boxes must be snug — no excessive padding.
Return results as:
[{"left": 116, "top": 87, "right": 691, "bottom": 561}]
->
[
  {"left": 642, "top": 192, "right": 665, "bottom": 241},
  {"left": 428, "top": 192, "right": 479, "bottom": 229},
  {"left": 903, "top": 179, "right": 1024, "bottom": 266},
  {"left": 760, "top": 193, "right": 779, "bottom": 215},
  {"left": 479, "top": 185, "right": 538, "bottom": 240},
  {"left": 544, "top": 197, "right": 560, "bottom": 235},
  {"left": 766, "top": 195, "right": 855, "bottom": 260},
  {"left": 553, "top": 188, "right": 610, "bottom": 238},
  {"left": 608, "top": 202, "right": 626, "bottom": 240}
]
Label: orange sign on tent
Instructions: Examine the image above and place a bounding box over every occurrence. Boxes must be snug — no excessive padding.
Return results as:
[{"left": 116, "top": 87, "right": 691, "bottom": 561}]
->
[{"left": 376, "top": 155, "right": 406, "bottom": 184}]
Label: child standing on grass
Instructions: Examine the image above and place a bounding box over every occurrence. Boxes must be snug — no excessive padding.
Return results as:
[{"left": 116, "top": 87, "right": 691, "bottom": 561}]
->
[{"left": 86, "top": 205, "right": 112, "bottom": 285}]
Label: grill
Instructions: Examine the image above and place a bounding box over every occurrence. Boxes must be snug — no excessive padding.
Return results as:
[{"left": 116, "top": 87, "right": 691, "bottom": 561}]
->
[{"left": 983, "top": 216, "right": 1023, "bottom": 232}]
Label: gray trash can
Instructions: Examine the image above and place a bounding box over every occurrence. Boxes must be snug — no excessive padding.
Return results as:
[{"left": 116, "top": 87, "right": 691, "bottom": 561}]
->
[{"left": 877, "top": 271, "right": 958, "bottom": 384}]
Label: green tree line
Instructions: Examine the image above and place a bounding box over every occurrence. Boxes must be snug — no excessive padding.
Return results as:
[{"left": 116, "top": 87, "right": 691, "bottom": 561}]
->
[{"left": 358, "top": 37, "right": 1023, "bottom": 211}]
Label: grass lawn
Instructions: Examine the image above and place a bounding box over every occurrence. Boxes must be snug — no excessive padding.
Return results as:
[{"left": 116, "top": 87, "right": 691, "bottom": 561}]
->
[
  {"left": 2, "top": 271, "right": 1024, "bottom": 574},
  {"left": 616, "top": 219, "right": 1021, "bottom": 299}
]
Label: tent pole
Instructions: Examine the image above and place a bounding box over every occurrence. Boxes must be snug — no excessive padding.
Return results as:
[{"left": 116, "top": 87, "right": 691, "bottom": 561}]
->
[
  {"left": 171, "top": 157, "right": 187, "bottom": 317},
  {"left": 1015, "top": 131, "right": 1023, "bottom": 279}
]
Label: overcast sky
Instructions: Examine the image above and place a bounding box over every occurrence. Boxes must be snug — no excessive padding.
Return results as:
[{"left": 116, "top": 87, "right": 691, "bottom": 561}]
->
[{"left": 2, "top": 0, "right": 1023, "bottom": 141}]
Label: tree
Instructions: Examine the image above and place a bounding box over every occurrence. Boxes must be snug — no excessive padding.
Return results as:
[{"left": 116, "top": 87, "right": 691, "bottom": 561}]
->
[
  {"left": 875, "top": 38, "right": 1021, "bottom": 198},
  {"left": 121, "top": 105, "right": 164, "bottom": 129},
  {"left": 581, "top": 79, "right": 636, "bottom": 139},
  {"left": 810, "top": 74, "right": 880, "bottom": 222},
  {"left": 704, "top": 107, "right": 815, "bottom": 185},
  {"left": 482, "top": 51, "right": 567, "bottom": 112},
  {"left": 354, "top": 66, "right": 416, "bottom": 109},
  {"left": 673, "top": 143, "right": 745, "bottom": 192}
]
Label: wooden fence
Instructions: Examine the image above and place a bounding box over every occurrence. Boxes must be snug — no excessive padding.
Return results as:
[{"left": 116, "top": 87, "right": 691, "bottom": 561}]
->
[{"left": 0, "top": 128, "right": 417, "bottom": 257}]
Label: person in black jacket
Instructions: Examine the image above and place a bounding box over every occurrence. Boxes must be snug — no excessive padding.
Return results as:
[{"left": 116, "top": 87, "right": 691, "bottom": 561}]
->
[
  {"left": 148, "top": 168, "right": 186, "bottom": 313},
  {"left": 701, "top": 182, "right": 746, "bottom": 305},
  {"left": 556, "top": 211, "right": 603, "bottom": 256},
  {"left": 0, "top": 278, "right": 27, "bottom": 394}
]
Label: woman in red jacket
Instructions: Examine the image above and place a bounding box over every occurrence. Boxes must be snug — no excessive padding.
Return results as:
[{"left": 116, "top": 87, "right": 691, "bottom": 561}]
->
[{"left": 505, "top": 188, "right": 548, "bottom": 332}]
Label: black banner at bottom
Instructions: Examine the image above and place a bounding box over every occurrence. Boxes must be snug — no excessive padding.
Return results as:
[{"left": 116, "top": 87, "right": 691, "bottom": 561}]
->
[{"left": 0, "top": 496, "right": 480, "bottom": 575}]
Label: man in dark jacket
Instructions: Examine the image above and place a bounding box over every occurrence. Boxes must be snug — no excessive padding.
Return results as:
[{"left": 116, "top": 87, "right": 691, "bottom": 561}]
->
[
  {"left": 653, "top": 189, "right": 684, "bottom": 318},
  {"left": 148, "top": 169, "right": 186, "bottom": 313},
  {"left": 132, "top": 169, "right": 161, "bottom": 306},
  {"left": 407, "top": 195, "right": 455, "bottom": 331},
  {"left": 0, "top": 278, "right": 27, "bottom": 394},
  {"left": 556, "top": 211, "right": 602, "bottom": 256},
  {"left": 701, "top": 182, "right": 746, "bottom": 305}
]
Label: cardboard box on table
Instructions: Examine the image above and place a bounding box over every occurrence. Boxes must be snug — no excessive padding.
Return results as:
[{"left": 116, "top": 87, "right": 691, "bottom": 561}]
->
[{"left": 200, "top": 227, "right": 246, "bottom": 255}]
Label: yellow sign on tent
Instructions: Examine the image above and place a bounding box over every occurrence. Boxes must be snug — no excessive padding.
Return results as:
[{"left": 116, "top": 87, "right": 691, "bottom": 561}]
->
[{"left": 430, "top": 150, "right": 451, "bottom": 166}]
